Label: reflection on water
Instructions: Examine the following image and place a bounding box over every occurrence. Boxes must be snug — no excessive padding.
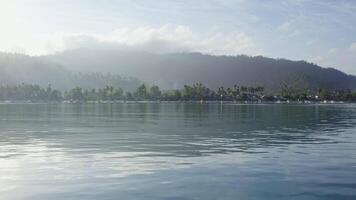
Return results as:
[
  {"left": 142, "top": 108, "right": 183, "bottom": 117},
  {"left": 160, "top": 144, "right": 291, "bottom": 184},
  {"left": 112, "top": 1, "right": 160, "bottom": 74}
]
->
[{"left": 0, "top": 103, "right": 356, "bottom": 200}]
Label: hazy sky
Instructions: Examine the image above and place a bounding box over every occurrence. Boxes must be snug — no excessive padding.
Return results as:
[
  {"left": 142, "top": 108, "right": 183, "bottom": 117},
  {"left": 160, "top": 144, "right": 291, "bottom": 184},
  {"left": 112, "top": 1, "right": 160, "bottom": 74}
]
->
[{"left": 0, "top": 0, "right": 355, "bottom": 74}]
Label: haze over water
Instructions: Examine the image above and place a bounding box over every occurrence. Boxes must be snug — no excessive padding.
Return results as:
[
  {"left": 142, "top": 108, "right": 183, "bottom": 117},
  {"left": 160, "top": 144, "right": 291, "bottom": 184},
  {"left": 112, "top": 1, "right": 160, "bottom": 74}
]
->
[{"left": 0, "top": 103, "right": 356, "bottom": 200}]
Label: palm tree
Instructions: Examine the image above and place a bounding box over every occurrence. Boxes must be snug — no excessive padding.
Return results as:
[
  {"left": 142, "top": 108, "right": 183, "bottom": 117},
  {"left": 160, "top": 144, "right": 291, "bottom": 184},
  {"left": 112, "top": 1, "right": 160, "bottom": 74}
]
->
[
  {"left": 217, "top": 87, "right": 226, "bottom": 101},
  {"left": 240, "top": 86, "right": 248, "bottom": 94},
  {"left": 135, "top": 84, "right": 148, "bottom": 100},
  {"left": 149, "top": 85, "right": 161, "bottom": 100}
]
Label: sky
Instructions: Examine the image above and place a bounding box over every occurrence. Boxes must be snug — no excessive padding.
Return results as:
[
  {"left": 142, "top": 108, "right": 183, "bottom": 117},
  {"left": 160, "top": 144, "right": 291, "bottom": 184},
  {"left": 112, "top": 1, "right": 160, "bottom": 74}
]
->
[{"left": 0, "top": 0, "right": 355, "bottom": 74}]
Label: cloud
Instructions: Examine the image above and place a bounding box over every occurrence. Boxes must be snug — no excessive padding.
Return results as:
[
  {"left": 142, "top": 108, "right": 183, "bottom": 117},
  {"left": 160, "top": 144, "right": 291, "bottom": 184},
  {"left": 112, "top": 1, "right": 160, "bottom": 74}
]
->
[
  {"left": 328, "top": 48, "right": 340, "bottom": 54},
  {"left": 278, "top": 21, "right": 292, "bottom": 32},
  {"left": 42, "top": 24, "right": 260, "bottom": 56},
  {"left": 286, "top": 0, "right": 310, "bottom": 5},
  {"left": 311, "top": 42, "right": 356, "bottom": 75},
  {"left": 277, "top": 18, "right": 304, "bottom": 38},
  {"left": 306, "top": 38, "right": 320, "bottom": 46},
  {"left": 349, "top": 42, "right": 356, "bottom": 52}
]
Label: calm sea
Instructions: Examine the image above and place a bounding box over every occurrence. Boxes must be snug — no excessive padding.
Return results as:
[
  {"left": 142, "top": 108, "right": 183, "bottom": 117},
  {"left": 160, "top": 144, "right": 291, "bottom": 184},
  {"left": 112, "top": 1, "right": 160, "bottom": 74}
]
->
[{"left": 0, "top": 103, "right": 355, "bottom": 200}]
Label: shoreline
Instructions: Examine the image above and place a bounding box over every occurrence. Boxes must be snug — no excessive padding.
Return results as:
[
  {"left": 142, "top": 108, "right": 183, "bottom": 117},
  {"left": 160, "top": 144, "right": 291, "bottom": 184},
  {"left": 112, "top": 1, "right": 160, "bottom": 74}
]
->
[{"left": 0, "top": 100, "right": 351, "bottom": 105}]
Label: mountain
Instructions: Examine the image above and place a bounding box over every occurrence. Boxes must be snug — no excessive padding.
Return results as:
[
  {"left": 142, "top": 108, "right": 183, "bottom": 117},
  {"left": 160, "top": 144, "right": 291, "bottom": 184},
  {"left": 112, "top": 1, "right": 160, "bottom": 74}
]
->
[
  {"left": 42, "top": 49, "right": 356, "bottom": 91},
  {"left": 0, "top": 52, "right": 140, "bottom": 91},
  {"left": 1, "top": 49, "right": 355, "bottom": 92}
]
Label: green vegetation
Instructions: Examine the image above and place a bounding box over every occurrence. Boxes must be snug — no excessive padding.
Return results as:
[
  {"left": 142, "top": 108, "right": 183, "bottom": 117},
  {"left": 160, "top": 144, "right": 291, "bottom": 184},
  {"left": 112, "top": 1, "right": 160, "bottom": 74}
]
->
[
  {"left": 0, "top": 84, "right": 62, "bottom": 102},
  {"left": 1, "top": 83, "right": 356, "bottom": 103}
]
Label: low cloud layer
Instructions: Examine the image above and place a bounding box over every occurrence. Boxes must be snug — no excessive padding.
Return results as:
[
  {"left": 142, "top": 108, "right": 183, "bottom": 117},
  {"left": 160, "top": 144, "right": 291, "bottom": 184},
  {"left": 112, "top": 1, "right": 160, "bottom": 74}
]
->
[
  {"left": 0, "top": 1, "right": 355, "bottom": 75},
  {"left": 2, "top": 22, "right": 355, "bottom": 75},
  {"left": 43, "top": 25, "right": 260, "bottom": 56},
  {"left": 311, "top": 42, "right": 356, "bottom": 75}
]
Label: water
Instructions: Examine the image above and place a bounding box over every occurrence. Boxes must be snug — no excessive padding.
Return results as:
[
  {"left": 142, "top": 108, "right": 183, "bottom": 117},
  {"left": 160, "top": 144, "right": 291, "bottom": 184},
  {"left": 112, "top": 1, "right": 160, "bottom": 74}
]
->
[{"left": 0, "top": 103, "right": 356, "bottom": 200}]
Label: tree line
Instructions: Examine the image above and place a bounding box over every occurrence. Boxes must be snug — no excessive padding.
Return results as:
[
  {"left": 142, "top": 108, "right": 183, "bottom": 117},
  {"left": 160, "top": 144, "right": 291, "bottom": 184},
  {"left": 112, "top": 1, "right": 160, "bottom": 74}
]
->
[{"left": 1, "top": 83, "right": 356, "bottom": 102}]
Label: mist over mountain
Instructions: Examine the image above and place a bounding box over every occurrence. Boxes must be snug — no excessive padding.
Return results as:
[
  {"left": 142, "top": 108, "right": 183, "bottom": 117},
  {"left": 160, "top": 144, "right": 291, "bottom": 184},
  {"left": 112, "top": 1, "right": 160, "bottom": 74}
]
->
[
  {"left": 43, "top": 48, "right": 356, "bottom": 91},
  {"left": 0, "top": 52, "right": 140, "bottom": 91},
  {"left": 1, "top": 49, "right": 356, "bottom": 92}
]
